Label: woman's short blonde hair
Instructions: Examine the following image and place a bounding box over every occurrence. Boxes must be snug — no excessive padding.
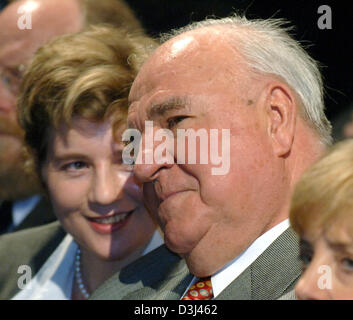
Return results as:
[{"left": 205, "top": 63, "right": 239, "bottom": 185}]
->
[
  {"left": 18, "top": 24, "right": 156, "bottom": 171},
  {"left": 290, "top": 139, "right": 353, "bottom": 236}
]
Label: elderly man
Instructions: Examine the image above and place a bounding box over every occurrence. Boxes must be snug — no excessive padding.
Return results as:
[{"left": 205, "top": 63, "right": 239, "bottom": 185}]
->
[
  {"left": 92, "top": 15, "right": 332, "bottom": 300},
  {"left": 0, "top": 0, "right": 142, "bottom": 234}
]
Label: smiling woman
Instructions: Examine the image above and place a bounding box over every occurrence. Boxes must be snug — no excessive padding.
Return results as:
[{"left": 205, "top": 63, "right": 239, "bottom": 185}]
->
[{"left": 0, "top": 25, "right": 163, "bottom": 300}]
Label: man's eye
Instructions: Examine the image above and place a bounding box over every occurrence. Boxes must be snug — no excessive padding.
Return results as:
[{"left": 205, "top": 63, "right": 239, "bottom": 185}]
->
[
  {"left": 1, "top": 74, "right": 11, "bottom": 86},
  {"left": 1, "top": 70, "right": 21, "bottom": 93},
  {"left": 167, "top": 116, "right": 188, "bottom": 129}
]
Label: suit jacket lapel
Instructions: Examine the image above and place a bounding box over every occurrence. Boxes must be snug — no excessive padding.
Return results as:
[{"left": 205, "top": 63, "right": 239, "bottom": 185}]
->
[
  {"left": 251, "top": 227, "right": 301, "bottom": 299},
  {"left": 143, "top": 260, "right": 192, "bottom": 300},
  {"left": 216, "top": 267, "right": 252, "bottom": 300},
  {"left": 216, "top": 227, "right": 301, "bottom": 300},
  {"left": 123, "top": 259, "right": 192, "bottom": 300}
]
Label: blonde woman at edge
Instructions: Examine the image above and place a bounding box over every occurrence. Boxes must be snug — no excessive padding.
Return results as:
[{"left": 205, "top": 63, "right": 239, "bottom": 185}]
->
[{"left": 290, "top": 139, "right": 353, "bottom": 300}]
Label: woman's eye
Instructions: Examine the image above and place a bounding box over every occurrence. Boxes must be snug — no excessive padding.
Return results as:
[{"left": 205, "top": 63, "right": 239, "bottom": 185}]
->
[
  {"left": 299, "top": 252, "right": 312, "bottom": 268},
  {"left": 299, "top": 240, "right": 313, "bottom": 269},
  {"left": 167, "top": 116, "right": 188, "bottom": 129},
  {"left": 64, "top": 161, "right": 88, "bottom": 171},
  {"left": 341, "top": 258, "right": 353, "bottom": 272}
]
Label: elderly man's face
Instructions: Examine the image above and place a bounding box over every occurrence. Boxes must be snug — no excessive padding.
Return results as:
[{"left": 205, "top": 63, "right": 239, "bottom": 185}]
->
[{"left": 128, "top": 31, "right": 288, "bottom": 276}]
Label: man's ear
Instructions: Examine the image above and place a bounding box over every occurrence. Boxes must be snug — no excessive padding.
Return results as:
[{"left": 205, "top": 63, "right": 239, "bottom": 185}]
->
[{"left": 264, "top": 82, "right": 297, "bottom": 157}]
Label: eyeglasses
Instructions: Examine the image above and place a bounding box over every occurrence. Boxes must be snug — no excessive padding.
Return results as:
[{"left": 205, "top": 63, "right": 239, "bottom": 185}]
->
[{"left": 0, "top": 64, "right": 25, "bottom": 95}]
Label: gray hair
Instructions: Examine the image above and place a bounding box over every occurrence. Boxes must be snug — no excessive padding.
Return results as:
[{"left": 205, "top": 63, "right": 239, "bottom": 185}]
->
[{"left": 160, "top": 15, "right": 332, "bottom": 146}]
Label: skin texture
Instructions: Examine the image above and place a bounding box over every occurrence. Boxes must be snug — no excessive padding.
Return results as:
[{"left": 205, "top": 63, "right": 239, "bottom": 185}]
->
[
  {"left": 295, "top": 214, "right": 353, "bottom": 300},
  {"left": 42, "top": 118, "right": 156, "bottom": 297},
  {"left": 128, "top": 26, "right": 324, "bottom": 277},
  {"left": 343, "top": 112, "right": 353, "bottom": 138},
  {"left": 0, "top": 0, "right": 82, "bottom": 200}
]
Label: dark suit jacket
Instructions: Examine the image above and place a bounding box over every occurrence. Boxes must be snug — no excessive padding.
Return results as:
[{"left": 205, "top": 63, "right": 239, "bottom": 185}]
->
[
  {"left": 90, "top": 227, "right": 301, "bottom": 300},
  {"left": 13, "top": 196, "right": 57, "bottom": 232},
  {"left": 0, "top": 221, "right": 65, "bottom": 299}
]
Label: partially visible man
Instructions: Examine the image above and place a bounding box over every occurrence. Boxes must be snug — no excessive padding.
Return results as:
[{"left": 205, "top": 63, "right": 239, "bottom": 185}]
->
[
  {"left": 0, "top": 0, "right": 143, "bottom": 234},
  {"left": 91, "top": 15, "right": 332, "bottom": 300}
]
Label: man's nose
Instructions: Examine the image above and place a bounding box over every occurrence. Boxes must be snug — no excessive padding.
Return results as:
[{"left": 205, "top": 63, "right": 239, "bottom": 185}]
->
[{"left": 133, "top": 131, "right": 174, "bottom": 183}]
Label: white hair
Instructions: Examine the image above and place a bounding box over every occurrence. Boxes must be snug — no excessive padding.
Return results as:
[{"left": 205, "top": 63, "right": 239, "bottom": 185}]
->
[{"left": 160, "top": 15, "right": 332, "bottom": 146}]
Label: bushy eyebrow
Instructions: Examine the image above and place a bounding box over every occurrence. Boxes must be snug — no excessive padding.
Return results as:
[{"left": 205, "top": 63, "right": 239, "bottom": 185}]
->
[{"left": 148, "top": 96, "right": 190, "bottom": 119}]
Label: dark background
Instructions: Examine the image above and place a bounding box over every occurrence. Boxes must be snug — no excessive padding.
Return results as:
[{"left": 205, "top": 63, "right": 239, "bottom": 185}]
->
[
  {"left": 0, "top": 0, "right": 6, "bottom": 10},
  {"left": 124, "top": 0, "right": 353, "bottom": 140}
]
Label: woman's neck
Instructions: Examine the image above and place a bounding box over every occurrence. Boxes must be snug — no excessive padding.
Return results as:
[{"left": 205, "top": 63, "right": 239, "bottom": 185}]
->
[{"left": 77, "top": 241, "right": 150, "bottom": 297}]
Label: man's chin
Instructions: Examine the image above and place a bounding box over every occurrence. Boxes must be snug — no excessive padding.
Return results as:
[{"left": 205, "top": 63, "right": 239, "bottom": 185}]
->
[
  {"left": 164, "top": 236, "right": 196, "bottom": 257},
  {"left": 183, "top": 253, "right": 219, "bottom": 278}
]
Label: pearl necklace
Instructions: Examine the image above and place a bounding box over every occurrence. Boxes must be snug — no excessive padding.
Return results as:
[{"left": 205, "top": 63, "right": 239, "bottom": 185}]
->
[{"left": 75, "top": 247, "right": 90, "bottom": 299}]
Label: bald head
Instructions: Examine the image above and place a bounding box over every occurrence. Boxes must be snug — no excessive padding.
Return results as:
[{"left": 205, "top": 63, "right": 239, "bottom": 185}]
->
[
  {"left": 130, "top": 26, "right": 251, "bottom": 102},
  {"left": 0, "top": 0, "right": 82, "bottom": 66},
  {"left": 142, "top": 16, "right": 331, "bottom": 147}
]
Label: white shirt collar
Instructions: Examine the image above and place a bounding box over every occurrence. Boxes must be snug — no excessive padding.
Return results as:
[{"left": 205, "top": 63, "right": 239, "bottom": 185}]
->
[
  {"left": 12, "top": 233, "right": 76, "bottom": 300},
  {"left": 182, "top": 219, "right": 290, "bottom": 298}
]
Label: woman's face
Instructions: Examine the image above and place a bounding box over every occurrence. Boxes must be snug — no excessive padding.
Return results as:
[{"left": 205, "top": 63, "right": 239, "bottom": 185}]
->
[
  {"left": 42, "top": 117, "right": 156, "bottom": 261},
  {"left": 295, "top": 214, "right": 353, "bottom": 300}
]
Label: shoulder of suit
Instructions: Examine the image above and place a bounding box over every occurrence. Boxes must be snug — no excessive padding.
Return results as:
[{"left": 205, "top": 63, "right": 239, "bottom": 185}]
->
[
  {"left": 120, "top": 244, "right": 181, "bottom": 279},
  {"left": 0, "top": 221, "right": 65, "bottom": 299},
  {"left": 0, "top": 220, "right": 64, "bottom": 249},
  {"left": 90, "top": 244, "right": 183, "bottom": 300},
  {"left": 277, "top": 289, "right": 297, "bottom": 300}
]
